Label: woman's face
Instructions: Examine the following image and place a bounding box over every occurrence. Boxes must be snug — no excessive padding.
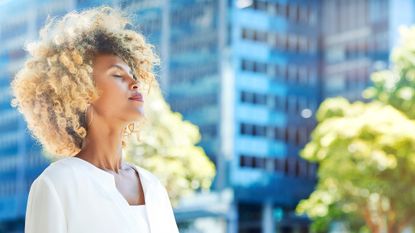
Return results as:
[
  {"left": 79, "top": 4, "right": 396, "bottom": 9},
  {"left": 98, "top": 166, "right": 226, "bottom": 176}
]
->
[{"left": 91, "top": 53, "right": 144, "bottom": 124}]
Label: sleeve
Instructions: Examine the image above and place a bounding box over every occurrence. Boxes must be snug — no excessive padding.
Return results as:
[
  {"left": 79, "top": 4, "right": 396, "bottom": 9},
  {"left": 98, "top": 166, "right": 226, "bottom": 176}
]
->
[{"left": 25, "top": 176, "right": 67, "bottom": 233}]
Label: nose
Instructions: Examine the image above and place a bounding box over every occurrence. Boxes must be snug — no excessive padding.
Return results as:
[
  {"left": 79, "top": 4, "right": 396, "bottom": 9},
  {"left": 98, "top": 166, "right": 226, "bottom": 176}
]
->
[{"left": 131, "top": 80, "right": 139, "bottom": 90}]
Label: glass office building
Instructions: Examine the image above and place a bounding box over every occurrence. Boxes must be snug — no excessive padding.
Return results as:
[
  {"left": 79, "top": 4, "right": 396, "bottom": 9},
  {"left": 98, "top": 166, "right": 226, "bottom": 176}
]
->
[
  {"left": 228, "top": 0, "right": 320, "bottom": 232},
  {"left": 2, "top": 0, "right": 415, "bottom": 232},
  {"left": 161, "top": 0, "right": 320, "bottom": 232},
  {"left": 0, "top": 0, "right": 114, "bottom": 231},
  {"left": 0, "top": 1, "right": 77, "bottom": 232},
  {"left": 321, "top": 0, "right": 415, "bottom": 100}
]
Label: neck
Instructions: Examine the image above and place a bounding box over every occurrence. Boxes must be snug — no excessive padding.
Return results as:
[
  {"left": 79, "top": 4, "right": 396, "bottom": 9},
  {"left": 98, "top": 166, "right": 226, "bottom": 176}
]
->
[{"left": 75, "top": 115, "right": 127, "bottom": 174}]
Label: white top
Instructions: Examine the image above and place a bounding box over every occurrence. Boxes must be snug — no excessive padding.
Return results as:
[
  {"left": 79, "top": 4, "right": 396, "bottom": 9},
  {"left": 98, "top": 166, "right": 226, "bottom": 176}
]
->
[
  {"left": 25, "top": 156, "right": 179, "bottom": 233},
  {"left": 129, "top": 205, "right": 150, "bottom": 233}
]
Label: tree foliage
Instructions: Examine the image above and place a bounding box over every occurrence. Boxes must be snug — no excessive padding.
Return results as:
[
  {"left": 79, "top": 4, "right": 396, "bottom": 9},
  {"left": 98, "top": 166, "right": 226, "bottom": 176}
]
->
[
  {"left": 297, "top": 26, "right": 415, "bottom": 233},
  {"left": 364, "top": 26, "right": 415, "bottom": 119}
]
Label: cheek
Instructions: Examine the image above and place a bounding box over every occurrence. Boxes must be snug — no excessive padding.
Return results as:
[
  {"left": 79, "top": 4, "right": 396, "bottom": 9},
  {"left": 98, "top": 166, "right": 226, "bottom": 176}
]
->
[
  {"left": 100, "top": 81, "right": 128, "bottom": 97},
  {"left": 95, "top": 83, "right": 129, "bottom": 107},
  {"left": 103, "top": 78, "right": 123, "bottom": 88}
]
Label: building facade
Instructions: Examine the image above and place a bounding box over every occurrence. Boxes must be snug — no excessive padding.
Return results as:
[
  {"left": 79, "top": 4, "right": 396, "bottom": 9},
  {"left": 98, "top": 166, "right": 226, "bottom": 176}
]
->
[
  {"left": 1, "top": 0, "right": 415, "bottom": 232},
  {"left": 0, "top": 1, "right": 77, "bottom": 232},
  {"left": 0, "top": 0, "right": 110, "bottom": 232},
  {"left": 225, "top": 0, "right": 320, "bottom": 232},
  {"left": 321, "top": 0, "right": 415, "bottom": 100}
]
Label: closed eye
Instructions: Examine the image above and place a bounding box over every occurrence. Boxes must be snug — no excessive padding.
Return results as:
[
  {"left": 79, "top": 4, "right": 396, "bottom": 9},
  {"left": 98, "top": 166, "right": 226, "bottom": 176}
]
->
[{"left": 113, "top": 75, "right": 123, "bottom": 78}]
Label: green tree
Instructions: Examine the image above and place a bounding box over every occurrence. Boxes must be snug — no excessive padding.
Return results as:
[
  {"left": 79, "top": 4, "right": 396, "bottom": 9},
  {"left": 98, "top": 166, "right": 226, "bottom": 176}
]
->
[
  {"left": 124, "top": 87, "right": 216, "bottom": 206},
  {"left": 297, "top": 99, "right": 415, "bottom": 232},
  {"left": 297, "top": 26, "right": 415, "bottom": 233},
  {"left": 364, "top": 26, "right": 415, "bottom": 119}
]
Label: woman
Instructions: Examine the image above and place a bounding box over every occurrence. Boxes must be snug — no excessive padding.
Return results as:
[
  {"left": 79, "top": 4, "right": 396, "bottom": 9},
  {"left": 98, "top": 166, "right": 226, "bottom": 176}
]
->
[{"left": 11, "top": 6, "right": 179, "bottom": 233}]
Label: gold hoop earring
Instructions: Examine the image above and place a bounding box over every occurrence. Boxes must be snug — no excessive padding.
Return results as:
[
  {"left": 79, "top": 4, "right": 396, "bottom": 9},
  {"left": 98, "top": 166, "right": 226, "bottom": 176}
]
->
[
  {"left": 123, "top": 123, "right": 135, "bottom": 137},
  {"left": 128, "top": 123, "right": 135, "bottom": 132}
]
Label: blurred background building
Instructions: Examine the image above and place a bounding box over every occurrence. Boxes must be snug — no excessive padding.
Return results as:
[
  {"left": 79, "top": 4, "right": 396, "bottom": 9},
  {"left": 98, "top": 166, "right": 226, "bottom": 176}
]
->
[
  {"left": 1, "top": 0, "right": 415, "bottom": 232},
  {"left": 321, "top": 0, "right": 415, "bottom": 100},
  {"left": 0, "top": 1, "right": 75, "bottom": 232}
]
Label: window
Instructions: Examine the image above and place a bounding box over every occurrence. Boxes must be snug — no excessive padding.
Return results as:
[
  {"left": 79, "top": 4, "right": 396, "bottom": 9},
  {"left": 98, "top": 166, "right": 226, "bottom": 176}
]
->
[
  {"left": 243, "top": 1, "right": 312, "bottom": 24},
  {"left": 295, "top": 128, "right": 301, "bottom": 145},
  {"left": 295, "top": 159, "right": 301, "bottom": 177},
  {"left": 275, "top": 33, "right": 285, "bottom": 50},
  {"left": 240, "top": 153, "right": 317, "bottom": 179},
  {"left": 266, "top": 126, "right": 274, "bottom": 138},
  {"left": 170, "top": 93, "right": 217, "bottom": 114},
  {"left": 297, "top": 97, "right": 306, "bottom": 113},
  {"left": 240, "top": 123, "right": 267, "bottom": 137},
  {"left": 273, "top": 95, "right": 284, "bottom": 110},
  {"left": 241, "top": 28, "right": 267, "bottom": 43},
  {"left": 274, "top": 127, "right": 283, "bottom": 140},
  {"left": 253, "top": 125, "right": 266, "bottom": 137},
  {"left": 252, "top": 31, "right": 258, "bottom": 41},
  {"left": 288, "top": 34, "right": 297, "bottom": 51},
  {"left": 253, "top": 93, "right": 267, "bottom": 105},
  {"left": 292, "top": 4, "right": 299, "bottom": 20},
  {"left": 253, "top": 30, "right": 267, "bottom": 42},
  {"left": 287, "top": 96, "right": 297, "bottom": 113},
  {"left": 284, "top": 127, "right": 289, "bottom": 142},
  {"left": 273, "top": 64, "right": 280, "bottom": 78},
  {"left": 274, "top": 3, "right": 281, "bottom": 16},
  {"left": 240, "top": 123, "right": 254, "bottom": 135},
  {"left": 274, "top": 159, "right": 281, "bottom": 172},
  {"left": 283, "top": 34, "right": 290, "bottom": 51},
  {"left": 242, "top": 28, "right": 252, "bottom": 40},
  {"left": 241, "top": 28, "right": 249, "bottom": 39},
  {"left": 241, "top": 59, "right": 254, "bottom": 71},
  {"left": 240, "top": 155, "right": 253, "bottom": 167},
  {"left": 239, "top": 154, "right": 266, "bottom": 170},
  {"left": 308, "top": 67, "right": 316, "bottom": 85},
  {"left": 284, "top": 158, "right": 290, "bottom": 174},
  {"left": 252, "top": 157, "right": 266, "bottom": 169},
  {"left": 287, "top": 65, "right": 297, "bottom": 83},
  {"left": 289, "top": 127, "right": 297, "bottom": 144},
  {"left": 300, "top": 6, "right": 309, "bottom": 22},
  {"left": 255, "top": 0, "right": 267, "bottom": 11},
  {"left": 298, "top": 66, "right": 307, "bottom": 85},
  {"left": 241, "top": 91, "right": 254, "bottom": 103},
  {"left": 240, "top": 91, "right": 267, "bottom": 106},
  {"left": 241, "top": 59, "right": 267, "bottom": 74},
  {"left": 253, "top": 61, "right": 267, "bottom": 73},
  {"left": 300, "top": 127, "right": 308, "bottom": 145}
]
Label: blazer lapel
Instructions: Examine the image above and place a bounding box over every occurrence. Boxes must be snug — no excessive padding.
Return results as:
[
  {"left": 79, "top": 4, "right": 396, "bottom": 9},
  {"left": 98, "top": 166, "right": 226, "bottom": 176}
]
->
[
  {"left": 134, "top": 165, "right": 179, "bottom": 233},
  {"left": 135, "top": 165, "right": 159, "bottom": 232}
]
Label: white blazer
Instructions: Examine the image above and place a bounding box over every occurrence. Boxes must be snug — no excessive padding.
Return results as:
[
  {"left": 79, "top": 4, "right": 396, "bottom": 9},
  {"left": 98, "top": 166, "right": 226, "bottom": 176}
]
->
[{"left": 25, "top": 156, "right": 180, "bottom": 233}]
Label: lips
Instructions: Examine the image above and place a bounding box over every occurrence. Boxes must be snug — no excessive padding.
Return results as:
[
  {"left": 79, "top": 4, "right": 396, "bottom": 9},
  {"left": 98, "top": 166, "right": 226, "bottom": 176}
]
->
[{"left": 129, "top": 93, "right": 143, "bottom": 102}]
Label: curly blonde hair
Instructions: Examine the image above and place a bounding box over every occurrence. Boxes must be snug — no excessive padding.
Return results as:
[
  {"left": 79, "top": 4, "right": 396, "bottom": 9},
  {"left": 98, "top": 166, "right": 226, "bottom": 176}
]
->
[{"left": 11, "top": 6, "right": 160, "bottom": 157}]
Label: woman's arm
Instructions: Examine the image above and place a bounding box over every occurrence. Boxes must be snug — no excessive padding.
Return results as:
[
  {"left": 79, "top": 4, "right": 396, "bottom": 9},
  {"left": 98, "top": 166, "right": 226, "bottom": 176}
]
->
[{"left": 25, "top": 176, "right": 67, "bottom": 233}]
